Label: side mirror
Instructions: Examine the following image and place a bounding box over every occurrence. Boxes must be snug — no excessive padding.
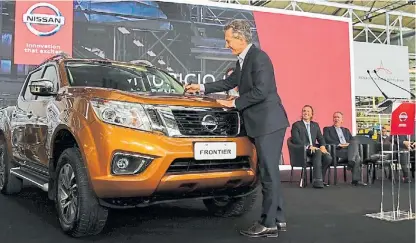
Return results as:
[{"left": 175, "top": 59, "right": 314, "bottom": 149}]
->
[{"left": 29, "top": 79, "right": 57, "bottom": 96}]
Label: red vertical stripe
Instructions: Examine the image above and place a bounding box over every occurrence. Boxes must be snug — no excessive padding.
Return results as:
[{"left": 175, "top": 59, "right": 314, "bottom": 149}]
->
[{"left": 253, "top": 11, "right": 352, "bottom": 164}]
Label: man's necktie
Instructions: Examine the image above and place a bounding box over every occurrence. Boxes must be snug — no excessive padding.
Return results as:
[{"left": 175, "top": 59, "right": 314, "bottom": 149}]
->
[
  {"left": 238, "top": 56, "right": 244, "bottom": 70},
  {"left": 306, "top": 124, "right": 312, "bottom": 145},
  {"left": 339, "top": 132, "right": 347, "bottom": 144}
]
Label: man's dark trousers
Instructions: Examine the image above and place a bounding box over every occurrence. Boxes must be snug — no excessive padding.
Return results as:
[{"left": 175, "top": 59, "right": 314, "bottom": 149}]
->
[
  {"left": 250, "top": 128, "right": 286, "bottom": 228},
  {"left": 335, "top": 138, "right": 361, "bottom": 181},
  {"left": 307, "top": 149, "right": 332, "bottom": 180}
]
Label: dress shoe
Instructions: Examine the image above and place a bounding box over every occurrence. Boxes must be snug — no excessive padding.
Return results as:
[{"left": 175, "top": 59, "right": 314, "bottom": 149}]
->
[
  {"left": 258, "top": 220, "right": 287, "bottom": 231},
  {"left": 312, "top": 179, "right": 324, "bottom": 188},
  {"left": 352, "top": 181, "right": 367, "bottom": 186},
  {"left": 240, "top": 222, "right": 278, "bottom": 238},
  {"left": 277, "top": 222, "right": 287, "bottom": 231}
]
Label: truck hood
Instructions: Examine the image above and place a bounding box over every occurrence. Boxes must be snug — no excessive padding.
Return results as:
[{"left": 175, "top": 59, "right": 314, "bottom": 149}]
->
[{"left": 67, "top": 87, "right": 229, "bottom": 108}]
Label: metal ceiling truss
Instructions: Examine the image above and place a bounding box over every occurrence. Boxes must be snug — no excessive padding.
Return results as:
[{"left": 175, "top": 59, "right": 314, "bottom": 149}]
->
[
  {"left": 217, "top": 0, "right": 416, "bottom": 18},
  {"left": 188, "top": 4, "right": 259, "bottom": 77},
  {"left": 352, "top": 11, "right": 406, "bottom": 45},
  {"left": 189, "top": 4, "right": 256, "bottom": 28},
  {"left": 189, "top": 6, "right": 256, "bottom": 31},
  {"left": 151, "top": 31, "right": 189, "bottom": 73},
  {"left": 114, "top": 27, "right": 187, "bottom": 73},
  {"left": 249, "top": 0, "right": 271, "bottom": 7}
]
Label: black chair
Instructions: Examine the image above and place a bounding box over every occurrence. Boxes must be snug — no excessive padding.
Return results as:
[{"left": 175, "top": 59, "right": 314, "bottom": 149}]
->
[
  {"left": 329, "top": 135, "right": 383, "bottom": 184},
  {"left": 287, "top": 137, "right": 332, "bottom": 187},
  {"left": 328, "top": 145, "right": 349, "bottom": 185},
  {"left": 354, "top": 135, "right": 391, "bottom": 184},
  {"left": 287, "top": 137, "right": 312, "bottom": 187}
]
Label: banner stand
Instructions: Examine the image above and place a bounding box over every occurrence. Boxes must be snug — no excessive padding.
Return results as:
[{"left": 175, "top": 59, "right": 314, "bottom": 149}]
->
[{"left": 365, "top": 102, "right": 415, "bottom": 222}]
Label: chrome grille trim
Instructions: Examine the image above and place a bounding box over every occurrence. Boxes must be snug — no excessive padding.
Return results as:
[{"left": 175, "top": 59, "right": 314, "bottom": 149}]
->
[
  {"left": 166, "top": 156, "right": 251, "bottom": 174},
  {"left": 145, "top": 105, "right": 241, "bottom": 138}
]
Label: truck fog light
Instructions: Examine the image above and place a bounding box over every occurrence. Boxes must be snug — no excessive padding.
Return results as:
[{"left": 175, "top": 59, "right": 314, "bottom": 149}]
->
[
  {"left": 116, "top": 158, "right": 129, "bottom": 169},
  {"left": 111, "top": 152, "right": 154, "bottom": 175}
]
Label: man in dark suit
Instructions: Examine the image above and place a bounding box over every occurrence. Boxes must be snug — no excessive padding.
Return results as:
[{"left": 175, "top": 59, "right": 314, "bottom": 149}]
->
[
  {"left": 224, "top": 67, "right": 239, "bottom": 96},
  {"left": 323, "top": 112, "right": 366, "bottom": 186},
  {"left": 291, "top": 105, "right": 332, "bottom": 188},
  {"left": 398, "top": 133, "right": 416, "bottom": 150},
  {"left": 185, "top": 19, "right": 289, "bottom": 238}
]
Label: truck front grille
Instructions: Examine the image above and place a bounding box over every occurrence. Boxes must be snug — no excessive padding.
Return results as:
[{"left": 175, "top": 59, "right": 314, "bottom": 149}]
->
[
  {"left": 171, "top": 109, "right": 240, "bottom": 136},
  {"left": 166, "top": 156, "right": 251, "bottom": 173}
]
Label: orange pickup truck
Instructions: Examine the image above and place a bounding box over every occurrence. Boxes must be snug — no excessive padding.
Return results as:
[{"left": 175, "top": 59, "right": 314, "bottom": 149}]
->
[{"left": 0, "top": 54, "right": 258, "bottom": 237}]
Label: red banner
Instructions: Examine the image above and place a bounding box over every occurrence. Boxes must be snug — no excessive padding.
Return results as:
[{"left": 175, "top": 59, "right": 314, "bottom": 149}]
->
[
  {"left": 253, "top": 12, "right": 352, "bottom": 163},
  {"left": 390, "top": 102, "right": 415, "bottom": 135},
  {"left": 14, "top": 0, "right": 73, "bottom": 65}
]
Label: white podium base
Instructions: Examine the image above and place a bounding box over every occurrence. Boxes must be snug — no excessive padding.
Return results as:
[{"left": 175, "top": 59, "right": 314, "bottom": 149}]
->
[{"left": 365, "top": 210, "right": 415, "bottom": 222}]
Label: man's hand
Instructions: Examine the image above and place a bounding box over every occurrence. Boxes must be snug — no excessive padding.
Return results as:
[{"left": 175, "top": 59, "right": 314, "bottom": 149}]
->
[
  {"left": 308, "top": 146, "right": 318, "bottom": 153},
  {"left": 184, "top": 84, "right": 200, "bottom": 94},
  {"left": 339, "top": 143, "right": 349, "bottom": 148},
  {"left": 320, "top": 146, "right": 329, "bottom": 154},
  {"left": 404, "top": 141, "right": 411, "bottom": 149},
  {"left": 216, "top": 99, "right": 235, "bottom": 108}
]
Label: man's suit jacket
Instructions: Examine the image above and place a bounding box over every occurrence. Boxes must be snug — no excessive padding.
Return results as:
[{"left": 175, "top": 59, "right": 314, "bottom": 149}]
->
[
  {"left": 381, "top": 135, "right": 393, "bottom": 145},
  {"left": 398, "top": 134, "right": 415, "bottom": 142},
  {"left": 291, "top": 120, "right": 326, "bottom": 147},
  {"left": 323, "top": 126, "right": 353, "bottom": 145},
  {"left": 397, "top": 134, "right": 415, "bottom": 149},
  {"left": 203, "top": 45, "right": 289, "bottom": 138}
]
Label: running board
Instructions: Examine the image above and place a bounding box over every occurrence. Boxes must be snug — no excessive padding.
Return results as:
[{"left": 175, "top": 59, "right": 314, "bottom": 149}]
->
[{"left": 10, "top": 167, "right": 49, "bottom": 192}]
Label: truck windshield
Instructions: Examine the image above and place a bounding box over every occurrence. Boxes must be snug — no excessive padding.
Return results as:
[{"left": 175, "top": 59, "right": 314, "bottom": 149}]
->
[{"left": 65, "top": 61, "right": 185, "bottom": 94}]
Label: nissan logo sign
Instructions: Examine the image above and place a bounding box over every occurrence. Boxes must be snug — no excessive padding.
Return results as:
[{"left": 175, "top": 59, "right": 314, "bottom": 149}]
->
[
  {"left": 201, "top": 115, "right": 218, "bottom": 131},
  {"left": 23, "top": 2, "right": 65, "bottom": 37},
  {"left": 399, "top": 112, "right": 408, "bottom": 122}
]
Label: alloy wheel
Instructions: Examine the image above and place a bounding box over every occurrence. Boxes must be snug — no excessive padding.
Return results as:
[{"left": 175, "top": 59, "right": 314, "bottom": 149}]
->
[{"left": 57, "top": 163, "right": 78, "bottom": 225}]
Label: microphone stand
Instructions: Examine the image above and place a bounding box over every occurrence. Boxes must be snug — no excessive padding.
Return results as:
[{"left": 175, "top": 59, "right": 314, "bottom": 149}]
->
[
  {"left": 373, "top": 70, "right": 416, "bottom": 99},
  {"left": 367, "top": 70, "right": 394, "bottom": 110},
  {"left": 367, "top": 70, "right": 390, "bottom": 99},
  {"left": 364, "top": 71, "right": 416, "bottom": 222}
]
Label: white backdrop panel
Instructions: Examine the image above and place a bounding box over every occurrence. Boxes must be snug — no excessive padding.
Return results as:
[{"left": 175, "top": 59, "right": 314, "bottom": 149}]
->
[{"left": 354, "top": 42, "right": 410, "bottom": 98}]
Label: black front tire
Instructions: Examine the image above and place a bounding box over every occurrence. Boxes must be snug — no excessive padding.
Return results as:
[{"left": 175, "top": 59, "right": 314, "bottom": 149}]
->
[
  {"left": 54, "top": 147, "right": 108, "bottom": 237},
  {"left": 0, "top": 142, "right": 22, "bottom": 195},
  {"left": 203, "top": 190, "right": 257, "bottom": 217}
]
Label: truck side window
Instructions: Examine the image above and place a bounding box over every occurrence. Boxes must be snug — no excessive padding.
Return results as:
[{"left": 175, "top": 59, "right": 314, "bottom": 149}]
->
[
  {"left": 23, "top": 69, "right": 42, "bottom": 101},
  {"left": 37, "top": 66, "right": 58, "bottom": 101}
]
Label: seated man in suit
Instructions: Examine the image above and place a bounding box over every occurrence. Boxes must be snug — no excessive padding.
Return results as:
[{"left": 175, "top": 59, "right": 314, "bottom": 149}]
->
[
  {"left": 291, "top": 105, "right": 332, "bottom": 188},
  {"left": 398, "top": 133, "right": 415, "bottom": 151},
  {"left": 323, "top": 111, "right": 366, "bottom": 186}
]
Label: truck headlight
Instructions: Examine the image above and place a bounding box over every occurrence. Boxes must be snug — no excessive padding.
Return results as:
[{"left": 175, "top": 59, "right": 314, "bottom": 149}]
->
[{"left": 90, "top": 98, "right": 152, "bottom": 132}]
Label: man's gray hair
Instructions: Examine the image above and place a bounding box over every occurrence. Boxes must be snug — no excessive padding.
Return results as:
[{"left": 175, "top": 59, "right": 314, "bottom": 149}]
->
[{"left": 224, "top": 19, "right": 252, "bottom": 44}]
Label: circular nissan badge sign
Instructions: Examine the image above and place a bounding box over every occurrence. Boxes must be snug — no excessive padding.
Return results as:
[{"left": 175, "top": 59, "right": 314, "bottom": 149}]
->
[
  {"left": 23, "top": 2, "right": 65, "bottom": 37},
  {"left": 201, "top": 115, "right": 218, "bottom": 131},
  {"left": 399, "top": 112, "right": 408, "bottom": 122}
]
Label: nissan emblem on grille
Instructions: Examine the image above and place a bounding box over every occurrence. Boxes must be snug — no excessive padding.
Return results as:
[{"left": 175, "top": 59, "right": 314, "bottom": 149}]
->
[{"left": 201, "top": 114, "right": 218, "bottom": 131}]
